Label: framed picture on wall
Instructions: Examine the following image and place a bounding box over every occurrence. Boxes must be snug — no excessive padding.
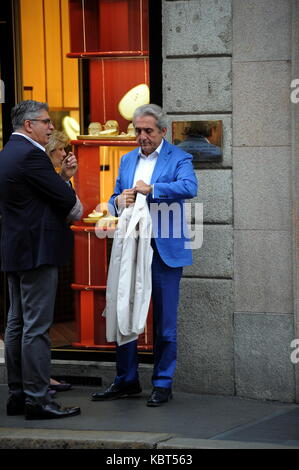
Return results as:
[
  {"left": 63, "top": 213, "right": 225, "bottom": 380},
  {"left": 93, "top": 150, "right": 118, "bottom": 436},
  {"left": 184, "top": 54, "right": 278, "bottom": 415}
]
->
[{"left": 172, "top": 120, "right": 223, "bottom": 165}]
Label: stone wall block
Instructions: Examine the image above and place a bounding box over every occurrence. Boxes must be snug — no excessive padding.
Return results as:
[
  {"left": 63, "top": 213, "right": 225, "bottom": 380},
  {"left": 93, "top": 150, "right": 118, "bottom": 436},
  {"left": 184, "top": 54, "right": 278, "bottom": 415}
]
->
[
  {"left": 234, "top": 312, "right": 295, "bottom": 402},
  {"left": 233, "top": 0, "right": 291, "bottom": 61},
  {"left": 234, "top": 147, "right": 291, "bottom": 230},
  {"left": 233, "top": 61, "right": 291, "bottom": 147},
  {"left": 163, "top": 0, "right": 232, "bottom": 56},
  {"left": 175, "top": 278, "right": 234, "bottom": 395},
  {"left": 184, "top": 225, "right": 233, "bottom": 278},
  {"left": 164, "top": 58, "right": 232, "bottom": 113},
  {"left": 193, "top": 169, "right": 232, "bottom": 224},
  {"left": 234, "top": 230, "right": 293, "bottom": 313}
]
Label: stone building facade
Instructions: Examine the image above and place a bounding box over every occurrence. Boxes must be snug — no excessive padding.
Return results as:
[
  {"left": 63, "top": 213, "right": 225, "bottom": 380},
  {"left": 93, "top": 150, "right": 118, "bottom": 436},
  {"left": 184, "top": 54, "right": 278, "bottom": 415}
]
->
[{"left": 164, "top": 0, "right": 299, "bottom": 402}]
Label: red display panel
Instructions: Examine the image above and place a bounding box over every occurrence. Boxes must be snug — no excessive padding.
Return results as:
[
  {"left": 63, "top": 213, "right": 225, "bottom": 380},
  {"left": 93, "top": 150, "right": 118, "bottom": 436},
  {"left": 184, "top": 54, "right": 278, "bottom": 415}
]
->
[
  {"left": 89, "top": 57, "right": 149, "bottom": 133},
  {"left": 68, "top": 0, "right": 149, "bottom": 55},
  {"left": 68, "top": 0, "right": 153, "bottom": 353},
  {"left": 70, "top": 142, "right": 153, "bottom": 351},
  {"left": 72, "top": 225, "right": 108, "bottom": 286},
  {"left": 72, "top": 143, "right": 100, "bottom": 218},
  {"left": 71, "top": 226, "right": 153, "bottom": 350}
]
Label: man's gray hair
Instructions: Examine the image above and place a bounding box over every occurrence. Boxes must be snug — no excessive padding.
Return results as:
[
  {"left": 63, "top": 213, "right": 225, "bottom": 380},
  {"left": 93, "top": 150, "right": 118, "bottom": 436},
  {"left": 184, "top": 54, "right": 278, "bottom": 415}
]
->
[
  {"left": 11, "top": 100, "right": 49, "bottom": 131},
  {"left": 133, "top": 104, "right": 167, "bottom": 131}
]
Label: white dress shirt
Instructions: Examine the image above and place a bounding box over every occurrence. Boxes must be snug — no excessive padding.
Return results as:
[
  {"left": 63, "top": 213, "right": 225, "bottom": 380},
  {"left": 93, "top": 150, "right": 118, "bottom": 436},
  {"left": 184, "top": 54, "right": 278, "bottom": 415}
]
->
[{"left": 133, "top": 139, "right": 164, "bottom": 188}]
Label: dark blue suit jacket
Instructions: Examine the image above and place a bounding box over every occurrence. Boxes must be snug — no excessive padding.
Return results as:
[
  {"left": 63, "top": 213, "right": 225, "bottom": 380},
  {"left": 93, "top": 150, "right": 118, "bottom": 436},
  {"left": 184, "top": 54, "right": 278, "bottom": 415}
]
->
[
  {"left": 109, "top": 139, "right": 198, "bottom": 267},
  {"left": 177, "top": 135, "right": 221, "bottom": 162},
  {"left": 0, "top": 134, "right": 77, "bottom": 271}
]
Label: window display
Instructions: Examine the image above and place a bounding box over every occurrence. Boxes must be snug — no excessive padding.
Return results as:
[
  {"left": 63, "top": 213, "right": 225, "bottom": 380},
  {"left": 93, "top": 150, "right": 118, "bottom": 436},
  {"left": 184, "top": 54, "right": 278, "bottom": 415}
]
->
[{"left": 63, "top": 0, "right": 153, "bottom": 352}]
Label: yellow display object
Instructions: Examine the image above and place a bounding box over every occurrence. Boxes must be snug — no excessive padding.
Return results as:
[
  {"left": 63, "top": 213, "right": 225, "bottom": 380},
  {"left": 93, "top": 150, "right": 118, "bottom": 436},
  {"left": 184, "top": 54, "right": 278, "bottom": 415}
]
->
[
  {"left": 118, "top": 84, "right": 150, "bottom": 121},
  {"left": 96, "top": 215, "right": 118, "bottom": 228},
  {"left": 83, "top": 215, "right": 118, "bottom": 226},
  {"left": 98, "top": 129, "right": 118, "bottom": 137},
  {"left": 77, "top": 122, "right": 136, "bottom": 141},
  {"left": 104, "top": 120, "right": 119, "bottom": 131},
  {"left": 88, "top": 122, "right": 102, "bottom": 135},
  {"left": 83, "top": 217, "right": 104, "bottom": 224},
  {"left": 88, "top": 209, "right": 104, "bottom": 217},
  {"left": 83, "top": 209, "right": 105, "bottom": 223},
  {"left": 63, "top": 116, "right": 80, "bottom": 140}
]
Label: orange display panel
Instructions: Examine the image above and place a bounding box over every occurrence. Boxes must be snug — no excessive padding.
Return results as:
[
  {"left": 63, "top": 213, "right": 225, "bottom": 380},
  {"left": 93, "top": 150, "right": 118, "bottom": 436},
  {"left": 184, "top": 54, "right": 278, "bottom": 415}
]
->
[{"left": 72, "top": 140, "right": 137, "bottom": 214}]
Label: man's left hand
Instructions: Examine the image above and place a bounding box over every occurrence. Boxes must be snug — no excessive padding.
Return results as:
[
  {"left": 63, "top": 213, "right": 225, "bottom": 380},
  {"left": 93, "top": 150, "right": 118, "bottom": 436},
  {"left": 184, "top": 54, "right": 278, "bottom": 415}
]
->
[{"left": 134, "top": 180, "right": 152, "bottom": 195}]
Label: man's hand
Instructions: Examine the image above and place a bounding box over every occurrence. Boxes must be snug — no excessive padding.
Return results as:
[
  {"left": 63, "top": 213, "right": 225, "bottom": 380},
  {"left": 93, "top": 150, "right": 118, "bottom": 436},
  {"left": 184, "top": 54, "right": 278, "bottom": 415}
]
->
[
  {"left": 116, "top": 188, "right": 136, "bottom": 209},
  {"left": 134, "top": 180, "right": 152, "bottom": 195},
  {"left": 60, "top": 152, "right": 78, "bottom": 181}
]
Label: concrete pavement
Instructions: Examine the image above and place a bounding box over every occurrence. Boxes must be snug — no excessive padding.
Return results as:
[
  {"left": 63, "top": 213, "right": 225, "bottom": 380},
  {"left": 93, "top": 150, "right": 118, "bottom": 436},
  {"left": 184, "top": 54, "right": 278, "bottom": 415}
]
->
[{"left": 1, "top": 384, "right": 299, "bottom": 449}]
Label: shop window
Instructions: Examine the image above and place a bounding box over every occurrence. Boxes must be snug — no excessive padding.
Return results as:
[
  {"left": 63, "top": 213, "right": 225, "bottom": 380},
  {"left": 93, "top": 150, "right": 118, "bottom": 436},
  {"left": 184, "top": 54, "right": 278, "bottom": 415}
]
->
[{"left": 50, "top": 0, "right": 161, "bottom": 359}]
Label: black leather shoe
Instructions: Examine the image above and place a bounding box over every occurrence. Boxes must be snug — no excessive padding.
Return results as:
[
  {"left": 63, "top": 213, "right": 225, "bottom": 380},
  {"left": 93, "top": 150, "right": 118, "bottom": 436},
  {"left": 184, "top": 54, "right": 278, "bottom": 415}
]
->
[
  {"left": 25, "top": 401, "right": 81, "bottom": 420},
  {"left": 7, "top": 394, "right": 25, "bottom": 416},
  {"left": 91, "top": 381, "right": 142, "bottom": 401},
  {"left": 147, "top": 387, "right": 172, "bottom": 407},
  {"left": 49, "top": 381, "right": 72, "bottom": 392}
]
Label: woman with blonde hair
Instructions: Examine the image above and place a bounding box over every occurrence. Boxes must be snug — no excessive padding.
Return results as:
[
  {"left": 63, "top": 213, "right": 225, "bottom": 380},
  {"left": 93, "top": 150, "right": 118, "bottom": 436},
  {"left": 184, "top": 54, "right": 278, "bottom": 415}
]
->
[
  {"left": 46, "top": 130, "right": 83, "bottom": 223},
  {"left": 46, "top": 130, "right": 83, "bottom": 393},
  {"left": 46, "top": 130, "right": 70, "bottom": 168}
]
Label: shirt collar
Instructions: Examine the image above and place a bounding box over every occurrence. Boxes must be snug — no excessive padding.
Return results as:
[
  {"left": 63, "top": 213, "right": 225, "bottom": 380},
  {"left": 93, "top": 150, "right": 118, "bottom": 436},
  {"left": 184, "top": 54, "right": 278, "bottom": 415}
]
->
[
  {"left": 139, "top": 138, "right": 164, "bottom": 160},
  {"left": 12, "top": 132, "right": 46, "bottom": 152}
]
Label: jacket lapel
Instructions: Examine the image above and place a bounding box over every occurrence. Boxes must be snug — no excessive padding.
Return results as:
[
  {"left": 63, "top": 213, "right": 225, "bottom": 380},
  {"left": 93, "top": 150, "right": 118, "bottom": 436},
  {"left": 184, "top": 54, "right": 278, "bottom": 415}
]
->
[
  {"left": 150, "top": 140, "right": 171, "bottom": 184},
  {"left": 127, "top": 148, "right": 139, "bottom": 187}
]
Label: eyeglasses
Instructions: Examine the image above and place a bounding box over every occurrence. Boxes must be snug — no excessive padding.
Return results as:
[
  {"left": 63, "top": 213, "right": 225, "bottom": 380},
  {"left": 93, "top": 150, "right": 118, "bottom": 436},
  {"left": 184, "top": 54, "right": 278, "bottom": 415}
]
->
[{"left": 30, "top": 118, "right": 53, "bottom": 126}]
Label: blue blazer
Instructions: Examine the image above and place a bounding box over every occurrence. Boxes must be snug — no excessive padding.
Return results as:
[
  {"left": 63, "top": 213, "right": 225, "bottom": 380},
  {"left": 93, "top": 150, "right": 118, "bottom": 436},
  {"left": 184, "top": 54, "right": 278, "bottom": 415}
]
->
[
  {"left": 0, "top": 134, "right": 77, "bottom": 271},
  {"left": 109, "top": 139, "right": 198, "bottom": 267}
]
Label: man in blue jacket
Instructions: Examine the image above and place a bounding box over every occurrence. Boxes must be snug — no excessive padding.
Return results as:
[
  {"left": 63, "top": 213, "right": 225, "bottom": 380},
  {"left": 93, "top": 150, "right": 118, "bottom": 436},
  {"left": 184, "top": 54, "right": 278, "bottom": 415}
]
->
[
  {"left": 0, "top": 100, "right": 80, "bottom": 419},
  {"left": 92, "top": 104, "right": 198, "bottom": 406}
]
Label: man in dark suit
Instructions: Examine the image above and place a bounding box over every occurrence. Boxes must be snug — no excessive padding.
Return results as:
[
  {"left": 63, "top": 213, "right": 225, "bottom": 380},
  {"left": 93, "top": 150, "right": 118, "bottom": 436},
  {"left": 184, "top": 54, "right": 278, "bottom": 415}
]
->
[
  {"left": 177, "top": 121, "right": 222, "bottom": 163},
  {"left": 0, "top": 100, "right": 80, "bottom": 420},
  {"left": 92, "top": 104, "right": 198, "bottom": 406}
]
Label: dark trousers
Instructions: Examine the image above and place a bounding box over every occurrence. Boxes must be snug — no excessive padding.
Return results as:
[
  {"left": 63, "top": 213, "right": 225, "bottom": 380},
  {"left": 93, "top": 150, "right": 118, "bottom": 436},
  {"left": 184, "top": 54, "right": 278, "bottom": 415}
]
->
[
  {"left": 5, "top": 265, "right": 58, "bottom": 405},
  {"left": 115, "top": 247, "right": 183, "bottom": 389}
]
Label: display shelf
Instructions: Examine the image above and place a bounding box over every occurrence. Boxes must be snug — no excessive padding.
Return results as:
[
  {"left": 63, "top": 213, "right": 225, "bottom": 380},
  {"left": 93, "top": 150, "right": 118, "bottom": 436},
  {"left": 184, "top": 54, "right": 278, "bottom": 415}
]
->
[
  {"left": 67, "top": 50, "right": 148, "bottom": 58},
  {"left": 72, "top": 139, "right": 137, "bottom": 145}
]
